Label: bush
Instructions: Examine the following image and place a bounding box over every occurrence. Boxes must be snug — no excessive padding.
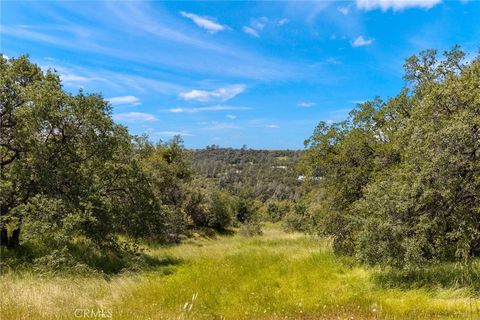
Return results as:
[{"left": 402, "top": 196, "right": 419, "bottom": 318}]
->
[
  {"left": 265, "top": 200, "right": 291, "bottom": 222},
  {"left": 303, "top": 47, "right": 480, "bottom": 267},
  {"left": 239, "top": 221, "right": 263, "bottom": 237},
  {"left": 207, "top": 191, "right": 234, "bottom": 230},
  {"left": 233, "top": 193, "right": 256, "bottom": 224},
  {"left": 282, "top": 202, "right": 308, "bottom": 232},
  {"left": 182, "top": 180, "right": 235, "bottom": 231}
]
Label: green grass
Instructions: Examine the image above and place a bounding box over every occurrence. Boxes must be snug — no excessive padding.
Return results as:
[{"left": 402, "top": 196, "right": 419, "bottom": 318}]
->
[{"left": 1, "top": 224, "right": 479, "bottom": 319}]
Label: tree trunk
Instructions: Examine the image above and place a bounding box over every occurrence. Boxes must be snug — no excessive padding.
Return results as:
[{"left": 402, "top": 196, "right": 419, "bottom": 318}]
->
[
  {"left": 0, "top": 228, "right": 8, "bottom": 247},
  {"left": 7, "top": 228, "right": 20, "bottom": 248}
]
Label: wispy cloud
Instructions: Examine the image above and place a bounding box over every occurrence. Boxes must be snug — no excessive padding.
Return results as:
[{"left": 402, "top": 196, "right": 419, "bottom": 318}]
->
[
  {"left": 298, "top": 101, "right": 316, "bottom": 107},
  {"left": 356, "top": 0, "right": 442, "bottom": 11},
  {"left": 285, "top": 1, "right": 330, "bottom": 23},
  {"left": 40, "top": 64, "right": 105, "bottom": 85},
  {"left": 351, "top": 99, "right": 368, "bottom": 104},
  {"left": 3, "top": 6, "right": 297, "bottom": 81},
  {"left": 169, "top": 105, "right": 251, "bottom": 113},
  {"left": 179, "top": 84, "right": 246, "bottom": 102},
  {"left": 113, "top": 112, "right": 157, "bottom": 122},
  {"left": 200, "top": 121, "right": 240, "bottom": 131},
  {"left": 266, "top": 124, "right": 280, "bottom": 128},
  {"left": 226, "top": 114, "right": 237, "bottom": 119},
  {"left": 107, "top": 95, "right": 141, "bottom": 106},
  {"left": 180, "top": 11, "right": 226, "bottom": 33},
  {"left": 154, "top": 131, "right": 193, "bottom": 137},
  {"left": 59, "top": 73, "right": 90, "bottom": 83},
  {"left": 251, "top": 17, "right": 268, "bottom": 30},
  {"left": 309, "top": 57, "right": 342, "bottom": 68},
  {"left": 351, "top": 36, "right": 374, "bottom": 47},
  {"left": 243, "top": 16, "right": 279, "bottom": 38},
  {"left": 338, "top": 6, "right": 350, "bottom": 15},
  {"left": 40, "top": 61, "right": 183, "bottom": 94},
  {"left": 243, "top": 26, "right": 259, "bottom": 38}
]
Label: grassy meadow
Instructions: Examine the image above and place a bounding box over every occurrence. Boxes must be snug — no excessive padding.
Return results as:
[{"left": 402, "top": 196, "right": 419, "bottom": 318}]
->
[{"left": 1, "top": 224, "right": 479, "bottom": 320}]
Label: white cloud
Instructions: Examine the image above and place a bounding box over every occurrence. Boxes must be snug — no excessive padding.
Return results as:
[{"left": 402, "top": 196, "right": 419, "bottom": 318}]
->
[
  {"left": 298, "top": 101, "right": 316, "bottom": 107},
  {"left": 107, "top": 95, "right": 141, "bottom": 106},
  {"left": 200, "top": 105, "right": 249, "bottom": 112},
  {"left": 2, "top": 54, "right": 9, "bottom": 60},
  {"left": 309, "top": 58, "right": 342, "bottom": 68},
  {"left": 169, "top": 105, "right": 251, "bottom": 113},
  {"left": 40, "top": 62, "right": 183, "bottom": 94},
  {"left": 338, "top": 6, "right": 350, "bottom": 15},
  {"left": 155, "top": 131, "right": 193, "bottom": 137},
  {"left": 180, "top": 11, "right": 226, "bottom": 33},
  {"left": 351, "top": 36, "right": 374, "bottom": 47},
  {"left": 168, "top": 108, "right": 185, "bottom": 113},
  {"left": 226, "top": 114, "right": 237, "bottom": 119},
  {"left": 251, "top": 17, "right": 268, "bottom": 30},
  {"left": 243, "top": 17, "right": 286, "bottom": 38},
  {"left": 243, "top": 26, "right": 259, "bottom": 38},
  {"left": 179, "top": 84, "right": 246, "bottom": 102},
  {"left": 266, "top": 124, "right": 280, "bottom": 128},
  {"left": 113, "top": 112, "right": 156, "bottom": 122},
  {"left": 201, "top": 121, "right": 240, "bottom": 130},
  {"left": 59, "top": 74, "right": 89, "bottom": 83},
  {"left": 356, "top": 0, "right": 441, "bottom": 11},
  {"left": 2, "top": 17, "right": 294, "bottom": 81},
  {"left": 179, "top": 90, "right": 211, "bottom": 101},
  {"left": 351, "top": 100, "right": 367, "bottom": 104}
]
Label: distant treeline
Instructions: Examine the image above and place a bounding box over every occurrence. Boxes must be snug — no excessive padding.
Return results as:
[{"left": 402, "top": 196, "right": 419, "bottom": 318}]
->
[{"left": 189, "top": 147, "right": 303, "bottom": 201}]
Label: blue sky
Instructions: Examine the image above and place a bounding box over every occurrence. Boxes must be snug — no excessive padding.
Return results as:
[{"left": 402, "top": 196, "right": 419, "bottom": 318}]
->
[{"left": 1, "top": 0, "right": 479, "bottom": 149}]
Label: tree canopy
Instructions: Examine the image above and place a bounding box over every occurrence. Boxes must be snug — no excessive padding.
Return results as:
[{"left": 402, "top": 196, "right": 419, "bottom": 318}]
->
[{"left": 303, "top": 46, "right": 480, "bottom": 267}]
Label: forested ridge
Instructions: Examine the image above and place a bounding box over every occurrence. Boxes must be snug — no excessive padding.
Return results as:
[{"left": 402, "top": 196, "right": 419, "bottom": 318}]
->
[
  {"left": 189, "top": 147, "right": 303, "bottom": 201},
  {"left": 1, "top": 46, "right": 479, "bottom": 278}
]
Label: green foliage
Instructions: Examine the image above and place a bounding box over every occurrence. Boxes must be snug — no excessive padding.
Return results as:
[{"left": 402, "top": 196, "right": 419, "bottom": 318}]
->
[
  {"left": 189, "top": 147, "right": 302, "bottom": 201},
  {"left": 282, "top": 201, "right": 309, "bottom": 232},
  {"left": 303, "top": 46, "right": 480, "bottom": 267},
  {"left": 207, "top": 190, "right": 235, "bottom": 230},
  {"left": 239, "top": 220, "right": 263, "bottom": 237},
  {"left": 181, "top": 178, "right": 235, "bottom": 231},
  {"left": 0, "top": 55, "right": 155, "bottom": 250},
  {"left": 0, "top": 56, "right": 233, "bottom": 271},
  {"left": 265, "top": 200, "right": 291, "bottom": 222}
]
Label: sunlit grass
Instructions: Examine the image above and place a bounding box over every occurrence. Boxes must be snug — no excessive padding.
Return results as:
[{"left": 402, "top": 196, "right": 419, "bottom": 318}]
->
[{"left": 1, "top": 224, "right": 479, "bottom": 319}]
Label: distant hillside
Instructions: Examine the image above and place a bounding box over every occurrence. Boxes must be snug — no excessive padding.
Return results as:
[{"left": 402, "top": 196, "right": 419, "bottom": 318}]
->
[{"left": 188, "top": 146, "right": 303, "bottom": 201}]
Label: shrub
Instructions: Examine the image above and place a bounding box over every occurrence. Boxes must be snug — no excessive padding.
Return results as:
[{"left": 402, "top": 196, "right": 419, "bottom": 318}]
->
[
  {"left": 239, "top": 221, "right": 263, "bottom": 237},
  {"left": 282, "top": 202, "right": 308, "bottom": 232},
  {"left": 303, "top": 47, "right": 480, "bottom": 267},
  {"left": 265, "top": 200, "right": 291, "bottom": 222},
  {"left": 207, "top": 190, "right": 234, "bottom": 230}
]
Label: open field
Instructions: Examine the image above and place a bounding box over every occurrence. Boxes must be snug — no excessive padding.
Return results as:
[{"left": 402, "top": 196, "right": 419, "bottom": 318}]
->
[{"left": 1, "top": 224, "right": 479, "bottom": 320}]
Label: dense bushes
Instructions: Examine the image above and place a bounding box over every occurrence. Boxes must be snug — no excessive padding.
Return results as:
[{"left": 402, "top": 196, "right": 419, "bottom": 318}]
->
[
  {"left": 282, "top": 202, "right": 309, "bottom": 232},
  {"left": 0, "top": 56, "right": 239, "bottom": 271},
  {"left": 182, "top": 178, "right": 236, "bottom": 230},
  {"left": 303, "top": 46, "right": 480, "bottom": 267}
]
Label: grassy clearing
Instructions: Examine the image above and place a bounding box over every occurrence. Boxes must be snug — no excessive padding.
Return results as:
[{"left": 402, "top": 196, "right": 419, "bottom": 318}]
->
[{"left": 1, "top": 224, "right": 479, "bottom": 319}]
